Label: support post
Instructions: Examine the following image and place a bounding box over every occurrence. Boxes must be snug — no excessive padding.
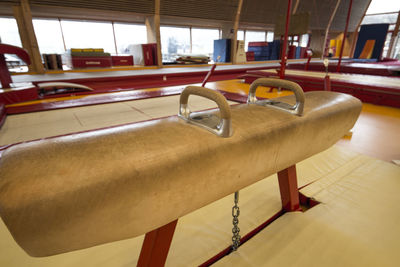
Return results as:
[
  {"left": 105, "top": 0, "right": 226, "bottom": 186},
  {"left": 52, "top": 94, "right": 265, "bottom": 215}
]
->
[
  {"left": 336, "top": 0, "right": 353, "bottom": 72},
  {"left": 154, "top": 0, "right": 162, "bottom": 67},
  {"left": 231, "top": 0, "right": 244, "bottom": 64},
  {"left": 324, "top": 74, "right": 331, "bottom": 91},
  {"left": 137, "top": 220, "right": 178, "bottom": 267},
  {"left": 349, "top": 31, "right": 359, "bottom": 58},
  {"left": 277, "top": 165, "right": 301, "bottom": 212},
  {"left": 145, "top": 0, "right": 162, "bottom": 67},
  {"left": 12, "top": 0, "right": 44, "bottom": 74},
  {"left": 304, "top": 50, "right": 312, "bottom": 70},
  {"left": 279, "top": 0, "right": 293, "bottom": 79}
]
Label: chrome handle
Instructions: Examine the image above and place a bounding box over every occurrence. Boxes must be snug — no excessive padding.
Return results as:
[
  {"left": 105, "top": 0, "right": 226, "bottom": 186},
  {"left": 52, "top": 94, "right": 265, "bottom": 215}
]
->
[
  {"left": 179, "top": 86, "right": 233, "bottom": 137},
  {"left": 247, "top": 78, "right": 305, "bottom": 116}
]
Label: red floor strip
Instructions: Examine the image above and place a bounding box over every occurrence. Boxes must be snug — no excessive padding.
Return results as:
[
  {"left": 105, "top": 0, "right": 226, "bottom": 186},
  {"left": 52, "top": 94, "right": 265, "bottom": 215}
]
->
[
  {"left": 6, "top": 87, "right": 183, "bottom": 114},
  {"left": 6, "top": 87, "right": 250, "bottom": 115}
]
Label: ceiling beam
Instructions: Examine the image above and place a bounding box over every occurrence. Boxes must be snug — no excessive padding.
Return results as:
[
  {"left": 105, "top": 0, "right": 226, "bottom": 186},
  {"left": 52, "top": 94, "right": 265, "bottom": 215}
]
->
[
  {"left": 292, "top": 0, "right": 300, "bottom": 14},
  {"left": 154, "top": 0, "right": 162, "bottom": 67}
]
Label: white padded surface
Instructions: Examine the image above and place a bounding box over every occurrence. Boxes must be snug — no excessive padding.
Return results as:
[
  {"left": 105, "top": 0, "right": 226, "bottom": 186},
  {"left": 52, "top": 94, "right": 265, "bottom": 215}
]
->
[
  {"left": 0, "top": 95, "right": 236, "bottom": 146},
  {"left": 216, "top": 152, "right": 400, "bottom": 267}
]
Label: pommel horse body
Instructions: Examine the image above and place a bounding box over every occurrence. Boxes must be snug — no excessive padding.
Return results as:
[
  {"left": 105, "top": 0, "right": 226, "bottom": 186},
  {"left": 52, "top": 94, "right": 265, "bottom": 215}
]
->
[{"left": 0, "top": 79, "right": 362, "bottom": 265}]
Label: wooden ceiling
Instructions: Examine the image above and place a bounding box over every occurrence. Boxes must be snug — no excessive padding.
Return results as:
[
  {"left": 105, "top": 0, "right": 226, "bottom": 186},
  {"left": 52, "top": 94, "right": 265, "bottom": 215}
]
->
[{"left": 1, "top": 0, "right": 371, "bottom": 31}]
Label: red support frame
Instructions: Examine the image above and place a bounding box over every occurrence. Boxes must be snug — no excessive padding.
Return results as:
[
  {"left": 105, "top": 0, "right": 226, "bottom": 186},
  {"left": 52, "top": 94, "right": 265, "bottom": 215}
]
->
[
  {"left": 0, "top": 54, "right": 12, "bottom": 89},
  {"left": 304, "top": 50, "right": 313, "bottom": 70},
  {"left": 279, "top": 0, "right": 293, "bottom": 79},
  {"left": 201, "top": 64, "right": 217, "bottom": 87},
  {"left": 137, "top": 219, "right": 178, "bottom": 267},
  {"left": 137, "top": 164, "right": 301, "bottom": 266},
  {"left": 0, "top": 44, "right": 31, "bottom": 89},
  {"left": 277, "top": 165, "right": 301, "bottom": 212},
  {"left": 324, "top": 74, "right": 331, "bottom": 91},
  {"left": 201, "top": 165, "right": 303, "bottom": 266}
]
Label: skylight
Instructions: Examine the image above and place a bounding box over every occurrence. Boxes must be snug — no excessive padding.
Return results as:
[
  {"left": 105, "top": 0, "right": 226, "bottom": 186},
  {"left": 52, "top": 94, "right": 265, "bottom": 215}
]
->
[{"left": 366, "top": 0, "right": 400, "bottom": 15}]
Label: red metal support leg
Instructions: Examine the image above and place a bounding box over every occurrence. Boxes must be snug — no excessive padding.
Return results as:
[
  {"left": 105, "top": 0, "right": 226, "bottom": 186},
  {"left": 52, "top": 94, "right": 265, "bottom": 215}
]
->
[
  {"left": 0, "top": 44, "right": 31, "bottom": 89},
  {"left": 277, "top": 165, "right": 301, "bottom": 212},
  {"left": 0, "top": 54, "right": 12, "bottom": 89},
  {"left": 304, "top": 50, "right": 312, "bottom": 70},
  {"left": 201, "top": 64, "right": 217, "bottom": 87},
  {"left": 137, "top": 219, "right": 178, "bottom": 267},
  {"left": 279, "top": 0, "right": 293, "bottom": 79},
  {"left": 324, "top": 74, "right": 331, "bottom": 91},
  {"left": 336, "top": 0, "right": 353, "bottom": 73}
]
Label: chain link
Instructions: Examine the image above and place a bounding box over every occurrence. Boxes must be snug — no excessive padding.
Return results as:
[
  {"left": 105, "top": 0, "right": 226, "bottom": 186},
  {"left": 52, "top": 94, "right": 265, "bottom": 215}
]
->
[{"left": 231, "top": 191, "right": 241, "bottom": 251}]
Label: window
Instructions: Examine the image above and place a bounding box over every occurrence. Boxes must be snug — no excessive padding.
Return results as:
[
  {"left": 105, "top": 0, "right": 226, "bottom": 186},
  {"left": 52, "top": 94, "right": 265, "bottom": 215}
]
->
[
  {"left": 161, "top": 26, "right": 191, "bottom": 62},
  {"left": 61, "top": 20, "right": 116, "bottom": 53},
  {"left": 393, "top": 36, "right": 400, "bottom": 59},
  {"left": 382, "top": 32, "right": 392, "bottom": 58},
  {"left": 191, "top": 28, "right": 219, "bottom": 57},
  {"left": 0, "top": 17, "right": 22, "bottom": 47},
  {"left": 237, "top": 30, "right": 244, "bottom": 41},
  {"left": 114, "top": 23, "right": 147, "bottom": 54},
  {"left": 33, "top": 19, "right": 65, "bottom": 54},
  {"left": 362, "top": 1, "right": 400, "bottom": 58},
  {"left": 362, "top": 13, "right": 398, "bottom": 25},
  {"left": 300, "top": 34, "right": 309, "bottom": 47},
  {"left": 366, "top": 0, "right": 400, "bottom": 14},
  {"left": 245, "top": 31, "right": 266, "bottom": 50},
  {"left": 266, "top": 32, "right": 274, "bottom": 42}
]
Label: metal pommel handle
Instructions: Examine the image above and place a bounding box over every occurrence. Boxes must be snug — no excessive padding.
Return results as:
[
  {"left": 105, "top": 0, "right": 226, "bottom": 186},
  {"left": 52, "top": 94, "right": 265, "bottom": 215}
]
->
[
  {"left": 247, "top": 78, "right": 305, "bottom": 116},
  {"left": 179, "top": 86, "right": 233, "bottom": 137}
]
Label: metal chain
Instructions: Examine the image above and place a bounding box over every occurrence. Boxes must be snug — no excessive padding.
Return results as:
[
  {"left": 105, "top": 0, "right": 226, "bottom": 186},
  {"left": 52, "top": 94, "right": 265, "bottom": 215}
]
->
[{"left": 231, "top": 191, "right": 241, "bottom": 251}]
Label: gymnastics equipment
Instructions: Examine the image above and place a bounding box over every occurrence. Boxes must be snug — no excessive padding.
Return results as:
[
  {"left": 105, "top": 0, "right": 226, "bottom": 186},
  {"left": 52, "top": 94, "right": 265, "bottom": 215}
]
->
[
  {"left": 0, "top": 43, "right": 31, "bottom": 89},
  {"left": 354, "top": 24, "right": 390, "bottom": 61},
  {"left": 359, "top": 40, "right": 376, "bottom": 59},
  {"left": 37, "top": 82, "right": 94, "bottom": 96},
  {"left": 0, "top": 78, "right": 361, "bottom": 264}
]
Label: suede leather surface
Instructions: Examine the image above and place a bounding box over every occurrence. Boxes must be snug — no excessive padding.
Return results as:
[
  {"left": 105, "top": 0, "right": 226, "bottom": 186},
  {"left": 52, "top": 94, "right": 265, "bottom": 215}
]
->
[{"left": 0, "top": 91, "right": 361, "bottom": 257}]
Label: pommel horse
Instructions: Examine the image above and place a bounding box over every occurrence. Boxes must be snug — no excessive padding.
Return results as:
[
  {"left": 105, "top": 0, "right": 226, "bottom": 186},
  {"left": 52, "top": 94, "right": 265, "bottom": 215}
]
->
[{"left": 0, "top": 78, "right": 362, "bottom": 266}]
